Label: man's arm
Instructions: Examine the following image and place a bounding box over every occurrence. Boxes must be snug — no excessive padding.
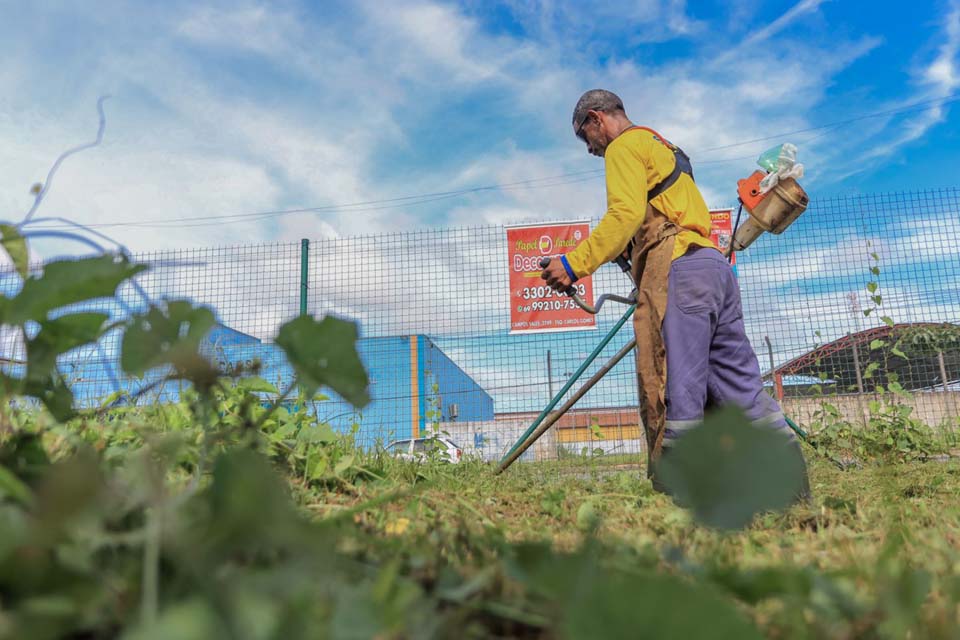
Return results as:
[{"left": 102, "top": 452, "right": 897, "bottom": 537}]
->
[{"left": 562, "top": 139, "right": 650, "bottom": 281}]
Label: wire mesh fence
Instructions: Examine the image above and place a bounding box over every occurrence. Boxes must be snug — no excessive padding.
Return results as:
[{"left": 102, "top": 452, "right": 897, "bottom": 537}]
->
[{"left": 2, "top": 186, "right": 959, "bottom": 470}]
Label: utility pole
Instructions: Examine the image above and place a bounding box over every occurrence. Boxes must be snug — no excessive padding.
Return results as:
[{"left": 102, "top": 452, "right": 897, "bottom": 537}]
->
[
  {"left": 847, "top": 291, "right": 862, "bottom": 333},
  {"left": 764, "top": 336, "right": 775, "bottom": 378},
  {"left": 764, "top": 336, "right": 782, "bottom": 401}
]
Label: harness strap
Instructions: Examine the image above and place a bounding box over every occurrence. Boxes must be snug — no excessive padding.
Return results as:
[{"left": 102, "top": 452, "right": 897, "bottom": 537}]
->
[{"left": 626, "top": 126, "right": 695, "bottom": 201}]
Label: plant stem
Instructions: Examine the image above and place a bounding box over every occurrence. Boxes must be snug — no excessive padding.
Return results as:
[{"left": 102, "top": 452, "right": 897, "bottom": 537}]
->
[{"left": 141, "top": 505, "right": 161, "bottom": 627}]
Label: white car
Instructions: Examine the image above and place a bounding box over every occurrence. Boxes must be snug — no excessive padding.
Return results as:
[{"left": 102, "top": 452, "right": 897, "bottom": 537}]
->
[{"left": 385, "top": 436, "right": 463, "bottom": 464}]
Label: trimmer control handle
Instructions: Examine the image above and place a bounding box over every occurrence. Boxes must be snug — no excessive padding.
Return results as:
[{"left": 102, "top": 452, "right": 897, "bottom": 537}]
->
[
  {"left": 537, "top": 257, "right": 635, "bottom": 315},
  {"left": 538, "top": 257, "right": 578, "bottom": 297}
]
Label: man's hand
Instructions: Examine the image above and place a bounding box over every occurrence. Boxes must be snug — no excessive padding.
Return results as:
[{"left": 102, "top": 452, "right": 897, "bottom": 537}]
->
[{"left": 541, "top": 258, "right": 573, "bottom": 293}]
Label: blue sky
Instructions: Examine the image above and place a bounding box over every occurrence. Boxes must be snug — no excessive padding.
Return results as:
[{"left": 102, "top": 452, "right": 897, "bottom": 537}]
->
[{"left": 1, "top": 0, "right": 957, "bottom": 255}]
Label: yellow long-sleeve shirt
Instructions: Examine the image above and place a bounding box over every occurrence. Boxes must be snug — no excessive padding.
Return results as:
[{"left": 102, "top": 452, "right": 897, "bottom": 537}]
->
[{"left": 564, "top": 127, "right": 716, "bottom": 279}]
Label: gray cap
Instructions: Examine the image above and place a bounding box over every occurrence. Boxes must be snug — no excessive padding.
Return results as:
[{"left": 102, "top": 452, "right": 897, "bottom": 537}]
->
[{"left": 572, "top": 89, "right": 625, "bottom": 131}]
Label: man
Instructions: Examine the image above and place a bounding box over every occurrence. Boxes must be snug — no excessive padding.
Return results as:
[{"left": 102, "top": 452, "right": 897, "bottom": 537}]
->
[{"left": 541, "top": 89, "right": 808, "bottom": 493}]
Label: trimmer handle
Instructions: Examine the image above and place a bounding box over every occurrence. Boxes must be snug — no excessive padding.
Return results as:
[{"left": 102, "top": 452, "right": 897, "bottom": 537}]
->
[{"left": 538, "top": 257, "right": 578, "bottom": 297}]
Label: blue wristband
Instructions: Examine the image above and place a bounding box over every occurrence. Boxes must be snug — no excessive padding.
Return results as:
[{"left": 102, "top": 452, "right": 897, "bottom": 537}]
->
[{"left": 559, "top": 255, "right": 578, "bottom": 282}]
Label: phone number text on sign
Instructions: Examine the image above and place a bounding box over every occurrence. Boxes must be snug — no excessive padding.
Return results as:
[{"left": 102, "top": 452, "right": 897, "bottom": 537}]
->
[{"left": 506, "top": 221, "right": 595, "bottom": 334}]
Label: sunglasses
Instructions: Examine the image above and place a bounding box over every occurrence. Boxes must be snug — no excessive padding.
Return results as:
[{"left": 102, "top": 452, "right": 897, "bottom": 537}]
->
[{"left": 575, "top": 112, "right": 595, "bottom": 142}]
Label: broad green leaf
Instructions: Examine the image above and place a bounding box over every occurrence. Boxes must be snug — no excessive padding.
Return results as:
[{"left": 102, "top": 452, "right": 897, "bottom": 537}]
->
[
  {"left": 33, "top": 451, "right": 103, "bottom": 533},
  {"left": 23, "top": 375, "right": 75, "bottom": 422},
  {"left": 870, "top": 266, "right": 880, "bottom": 275},
  {"left": 589, "top": 421, "right": 604, "bottom": 440},
  {"left": 881, "top": 315, "right": 895, "bottom": 327},
  {"left": 334, "top": 454, "right": 355, "bottom": 476},
  {"left": 705, "top": 565, "right": 816, "bottom": 606},
  {"left": 25, "top": 312, "right": 108, "bottom": 382},
  {"left": 0, "top": 465, "right": 32, "bottom": 505},
  {"left": 563, "top": 568, "right": 764, "bottom": 640},
  {"left": 866, "top": 281, "right": 878, "bottom": 293},
  {"left": 864, "top": 362, "right": 881, "bottom": 379},
  {"left": 0, "top": 372, "right": 22, "bottom": 400},
  {"left": 0, "top": 431, "right": 50, "bottom": 485},
  {"left": 9, "top": 255, "right": 147, "bottom": 324},
  {"left": 877, "top": 568, "right": 933, "bottom": 638},
  {"left": 122, "top": 598, "right": 222, "bottom": 640},
  {"left": 236, "top": 376, "right": 279, "bottom": 395},
  {"left": 309, "top": 455, "right": 329, "bottom": 480},
  {"left": 657, "top": 407, "right": 807, "bottom": 530},
  {"left": 271, "top": 422, "right": 298, "bottom": 441},
  {"left": 207, "top": 449, "right": 300, "bottom": 542},
  {"left": 575, "top": 501, "right": 600, "bottom": 532},
  {"left": 508, "top": 544, "right": 763, "bottom": 640},
  {"left": 275, "top": 315, "right": 369, "bottom": 408},
  {"left": 891, "top": 347, "right": 908, "bottom": 359},
  {"left": 0, "top": 224, "right": 28, "bottom": 281},
  {"left": 870, "top": 339, "right": 886, "bottom": 350},
  {"left": 121, "top": 301, "right": 217, "bottom": 386},
  {"left": 298, "top": 422, "right": 337, "bottom": 445}
]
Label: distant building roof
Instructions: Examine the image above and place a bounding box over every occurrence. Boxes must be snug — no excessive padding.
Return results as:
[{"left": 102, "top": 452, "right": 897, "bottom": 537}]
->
[{"left": 767, "top": 322, "right": 960, "bottom": 392}]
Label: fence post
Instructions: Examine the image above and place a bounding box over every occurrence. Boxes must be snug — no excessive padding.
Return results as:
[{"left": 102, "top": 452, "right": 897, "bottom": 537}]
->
[
  {"left": 850, "top": 334, "right": 865, "bottom": 394},
  {"left": 300, "top": 238, "right": 309, "bottom": 317},
  {"left": 938, "top": 351, "right": 957, "bottom": 421},
  {"left": 939, "top": 351, "right": 950, "bottom": 394},
  {"left": 850, "top": 334, "right": 868, "bottom": 426}
]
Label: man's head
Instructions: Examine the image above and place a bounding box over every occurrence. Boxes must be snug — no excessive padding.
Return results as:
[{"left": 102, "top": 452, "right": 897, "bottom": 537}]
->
[{"left": 571, "top": 89, "right": 631, "bottom": 157}]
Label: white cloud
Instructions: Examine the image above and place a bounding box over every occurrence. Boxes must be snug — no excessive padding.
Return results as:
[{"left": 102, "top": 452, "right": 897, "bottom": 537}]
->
[
  {"left": 2, "top": 0, "right": 936, "bottom": 253},
  {"left": 1, "top": 126, "right": 284, "bottom": 255},
  {"left": 924, "top": 2, "right": 960, "bottom": 92},
  {"left": 364, "top": 2, "right": 499, "bottom": 82},
  {"left": 177, "top": 5, "right": 302, "bottom": 55},
  {"left": 714, "top": 0, "right": 829, "bottom": 66}
]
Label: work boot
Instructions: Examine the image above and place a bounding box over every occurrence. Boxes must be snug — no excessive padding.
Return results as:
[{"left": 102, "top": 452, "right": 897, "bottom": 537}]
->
[
  {"left": 649, "top": 443, "right": 811, "bottom": 507},
  {"left": 648, "top": 448, "right": 679, "bottom": 499},
  {"left": 793, "top": 443, "right": 813, "bottom": 505}
]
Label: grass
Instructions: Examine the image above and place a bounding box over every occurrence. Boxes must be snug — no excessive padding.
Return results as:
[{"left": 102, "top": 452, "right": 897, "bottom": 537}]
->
[
  {"left": 306, "top": 453, "right": 960, "bottom": 564},
  {"left": 299, "top": 450, "right": 960, "bottom": 637},
  {"left": 9, "top": 400, "right": 960, "bottom": 637}
]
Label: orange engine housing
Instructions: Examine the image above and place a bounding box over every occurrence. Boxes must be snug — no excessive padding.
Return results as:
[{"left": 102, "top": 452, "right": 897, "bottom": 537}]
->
[{"left": 737, "top": 170, "right": 767, "bottom": 212}]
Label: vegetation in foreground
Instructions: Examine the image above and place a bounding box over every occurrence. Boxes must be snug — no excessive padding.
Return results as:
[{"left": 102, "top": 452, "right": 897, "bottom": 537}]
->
[{"left": 1, "top": 397, "right": 959, "bottom": 639}]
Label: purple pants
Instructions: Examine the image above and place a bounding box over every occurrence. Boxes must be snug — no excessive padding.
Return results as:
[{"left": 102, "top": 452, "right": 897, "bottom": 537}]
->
[{"left": 661, "top": 247, "right": 794, "bottom": 446}]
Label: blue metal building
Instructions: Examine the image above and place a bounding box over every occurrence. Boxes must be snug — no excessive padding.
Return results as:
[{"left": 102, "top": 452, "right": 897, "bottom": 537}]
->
[
  {"left": 205, "top": 329, "right": 493, "bottom": 446},
  {"left": 58, "top": 325, "right": 493, "bottom": 448}
]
